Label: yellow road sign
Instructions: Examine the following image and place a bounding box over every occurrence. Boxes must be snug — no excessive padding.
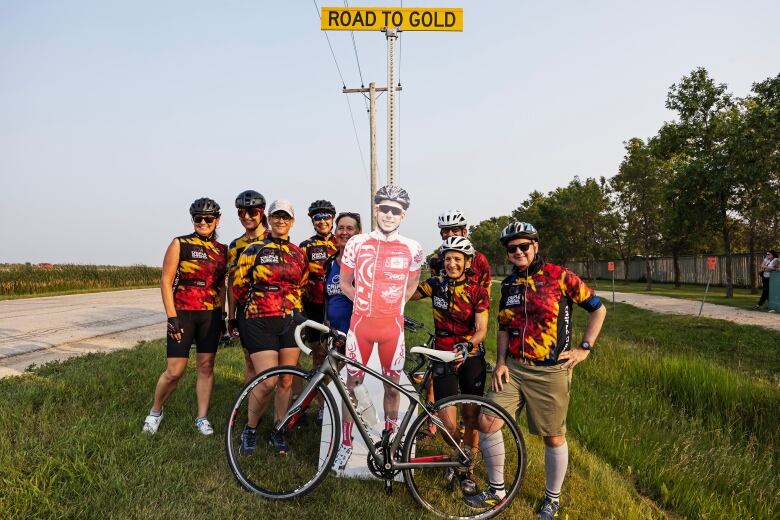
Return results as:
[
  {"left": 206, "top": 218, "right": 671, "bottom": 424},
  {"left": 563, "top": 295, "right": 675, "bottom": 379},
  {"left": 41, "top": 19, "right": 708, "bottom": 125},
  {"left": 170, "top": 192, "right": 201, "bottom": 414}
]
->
[{"left": 320, "top": 7, "right": 463, "bottom": 31}]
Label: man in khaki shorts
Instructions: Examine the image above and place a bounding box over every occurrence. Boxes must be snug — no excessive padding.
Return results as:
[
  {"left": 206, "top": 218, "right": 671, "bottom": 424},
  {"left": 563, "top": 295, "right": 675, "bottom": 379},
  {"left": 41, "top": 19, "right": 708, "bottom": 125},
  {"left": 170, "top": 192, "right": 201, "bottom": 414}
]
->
[{"left": 464, "top": 222, "right": 606, "bottom": 520}]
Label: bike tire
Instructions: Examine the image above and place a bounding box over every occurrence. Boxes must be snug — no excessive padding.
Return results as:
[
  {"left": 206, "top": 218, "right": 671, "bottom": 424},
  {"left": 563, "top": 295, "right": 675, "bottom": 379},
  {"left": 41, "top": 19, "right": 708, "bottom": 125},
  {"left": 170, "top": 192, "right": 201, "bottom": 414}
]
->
[
  {"left": 225, "top": 365, "right": 340, "bottom": 499},
  {"left": 402, "top": 395, "right": 526, "bottom": 520}
]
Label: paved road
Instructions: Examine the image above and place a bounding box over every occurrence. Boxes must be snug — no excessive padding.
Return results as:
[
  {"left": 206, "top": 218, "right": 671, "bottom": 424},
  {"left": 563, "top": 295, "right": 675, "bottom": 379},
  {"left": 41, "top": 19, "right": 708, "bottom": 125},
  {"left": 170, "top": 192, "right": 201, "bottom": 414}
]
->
[
  {"left": 612, "top": 291, "right": 780, "bottom": 331},
  {"left": 2, "top": 288, "right": 778, "bottom": 379},
  {"left": 0, "top": 289, "right": 165, "bottom": 377}
]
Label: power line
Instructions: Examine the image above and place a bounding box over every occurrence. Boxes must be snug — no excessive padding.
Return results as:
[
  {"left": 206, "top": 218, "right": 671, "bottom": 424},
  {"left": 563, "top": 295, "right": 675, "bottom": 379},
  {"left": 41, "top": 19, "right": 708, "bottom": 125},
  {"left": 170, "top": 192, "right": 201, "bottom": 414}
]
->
[
  {"left": 313, "top": 0, "right": 347, "bottom": 88},
  {"left": 343, "top": 1, "right": 370, "bottom": 115},
  {"left": 313, "top": 0, "right": 370, "bottom": 186}
]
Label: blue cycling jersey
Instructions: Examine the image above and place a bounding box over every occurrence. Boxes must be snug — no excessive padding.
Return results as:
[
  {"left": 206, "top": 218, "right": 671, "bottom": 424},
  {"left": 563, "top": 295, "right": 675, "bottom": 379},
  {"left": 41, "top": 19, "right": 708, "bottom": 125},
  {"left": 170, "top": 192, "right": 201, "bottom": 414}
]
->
[{"left": 324, "top": 256, "right": 353, "bottom": 334}]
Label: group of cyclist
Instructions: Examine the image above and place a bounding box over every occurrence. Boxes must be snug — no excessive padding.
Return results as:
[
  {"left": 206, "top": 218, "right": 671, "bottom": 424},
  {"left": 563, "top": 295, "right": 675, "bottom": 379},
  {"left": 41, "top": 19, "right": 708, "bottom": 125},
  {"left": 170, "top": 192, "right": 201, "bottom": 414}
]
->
[{"left": 141, "top": 184, "right": 607, "bottom": 520}]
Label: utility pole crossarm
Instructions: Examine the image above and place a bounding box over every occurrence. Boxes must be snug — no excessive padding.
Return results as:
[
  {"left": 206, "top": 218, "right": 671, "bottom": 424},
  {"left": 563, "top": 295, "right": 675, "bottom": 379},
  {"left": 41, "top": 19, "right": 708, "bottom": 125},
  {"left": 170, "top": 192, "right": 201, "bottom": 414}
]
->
[{"left": 342, "top": 86, "right": 403, "bottom": 94}]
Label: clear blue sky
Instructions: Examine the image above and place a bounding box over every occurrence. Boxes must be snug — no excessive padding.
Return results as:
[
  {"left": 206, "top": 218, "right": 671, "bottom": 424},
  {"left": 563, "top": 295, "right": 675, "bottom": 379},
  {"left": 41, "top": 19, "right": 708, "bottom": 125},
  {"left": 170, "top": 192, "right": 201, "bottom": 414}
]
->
[{"left": 1, "top": 1, "right": 778, "bottom": 265}]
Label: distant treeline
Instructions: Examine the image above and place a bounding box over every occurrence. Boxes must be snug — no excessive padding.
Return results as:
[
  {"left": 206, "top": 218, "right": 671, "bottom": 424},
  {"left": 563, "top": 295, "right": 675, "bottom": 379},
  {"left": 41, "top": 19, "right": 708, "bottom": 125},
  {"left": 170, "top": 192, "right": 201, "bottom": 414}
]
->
[
  {"left": 469, "top": 67, "right": 780, "bottom": 298},
  {"left": 0, "top": 264, "right": 162, "bottom": 297}
]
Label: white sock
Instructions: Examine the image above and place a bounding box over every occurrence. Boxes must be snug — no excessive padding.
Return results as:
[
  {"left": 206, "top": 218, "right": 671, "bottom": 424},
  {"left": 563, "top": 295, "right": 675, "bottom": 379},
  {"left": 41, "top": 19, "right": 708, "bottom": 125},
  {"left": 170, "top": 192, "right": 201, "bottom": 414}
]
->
[
  {"left": 479, "top": 429, "right": 506, "bottom": 498},
  {"left": 544, "top": 441, "right": 568, "bottom": 502}
]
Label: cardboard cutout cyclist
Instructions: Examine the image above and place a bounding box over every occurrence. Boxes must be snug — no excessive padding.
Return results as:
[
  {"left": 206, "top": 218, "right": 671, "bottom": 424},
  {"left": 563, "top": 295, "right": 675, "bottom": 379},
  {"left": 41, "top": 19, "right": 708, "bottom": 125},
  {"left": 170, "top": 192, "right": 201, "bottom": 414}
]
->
[{"left": 334, "top": 185, "right": 424, "bottom": 470}]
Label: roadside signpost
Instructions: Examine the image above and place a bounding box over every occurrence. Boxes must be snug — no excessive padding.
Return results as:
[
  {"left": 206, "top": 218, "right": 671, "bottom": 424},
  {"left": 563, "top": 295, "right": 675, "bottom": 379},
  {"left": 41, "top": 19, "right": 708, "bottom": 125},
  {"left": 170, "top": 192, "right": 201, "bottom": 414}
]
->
[
  {"left": 608, "top": 261, "right": 615, "bottom": 307},
  {"left": 322, "top": 6, "right": 463, "bottom": 228},
  {"left": 699, "top": 257, "right": 717, "bottom": 316}
]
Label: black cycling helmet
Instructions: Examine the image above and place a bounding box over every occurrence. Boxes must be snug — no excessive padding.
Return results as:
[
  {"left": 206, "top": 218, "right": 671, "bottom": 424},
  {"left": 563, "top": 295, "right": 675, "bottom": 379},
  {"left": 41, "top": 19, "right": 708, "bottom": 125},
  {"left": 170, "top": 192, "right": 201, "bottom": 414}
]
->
[
  {"left": 307, "top": 199, "right": 336, "bottom": 217},
  {"left": 190, "top": 197, "right": 221, "bottom": 216},
  {"left": 500, "top": 221, "right": 538, "bottom": 244},
  {"left": 374, "top": 185, "right": 411, "bottom": 210},
  {"left": 235, "top": 190, "right": 266, "bottom": 209}
]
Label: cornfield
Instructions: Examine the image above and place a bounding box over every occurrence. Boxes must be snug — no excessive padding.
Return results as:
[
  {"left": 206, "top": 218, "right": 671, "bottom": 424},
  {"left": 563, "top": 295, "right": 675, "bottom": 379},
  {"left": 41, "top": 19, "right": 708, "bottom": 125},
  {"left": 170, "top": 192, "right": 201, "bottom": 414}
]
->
[{"left": 0, "top": 264, "right": 161, "bottom": 297}]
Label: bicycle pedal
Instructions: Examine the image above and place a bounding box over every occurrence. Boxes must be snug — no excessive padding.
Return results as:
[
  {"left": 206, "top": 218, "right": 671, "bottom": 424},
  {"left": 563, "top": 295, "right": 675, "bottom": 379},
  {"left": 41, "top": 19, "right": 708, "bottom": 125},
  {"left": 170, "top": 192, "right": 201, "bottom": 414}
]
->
[{"left": 384, "top": 480, "right": 393, "bottom": 495}]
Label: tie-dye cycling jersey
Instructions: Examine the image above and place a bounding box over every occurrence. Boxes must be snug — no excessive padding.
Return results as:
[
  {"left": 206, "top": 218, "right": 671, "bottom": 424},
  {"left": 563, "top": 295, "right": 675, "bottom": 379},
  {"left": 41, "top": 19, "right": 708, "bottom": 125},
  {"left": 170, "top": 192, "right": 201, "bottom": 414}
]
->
[
  {"left": 341, "top": 230, "right": 424, "bottom": 317},
  {"left": 299, "top": 233, "right": 338, "bottom": 305},
  {"left": 227, "top": 231, "right": 269, "bottom": 276},
  {"left": 426, "top": 250, "right": 492, "bottom": 290},
  {"left": 172, "top": 233, "right": 227, "bottom": 310},
  {"left": 416, "top": 276, "right": 489, "bottom": 356},
  {"left": 232, "top": 237, "right": 308, "bottom": 319},
  {"left": 498, "top": 263, "right": 602, "bottom": 365}
]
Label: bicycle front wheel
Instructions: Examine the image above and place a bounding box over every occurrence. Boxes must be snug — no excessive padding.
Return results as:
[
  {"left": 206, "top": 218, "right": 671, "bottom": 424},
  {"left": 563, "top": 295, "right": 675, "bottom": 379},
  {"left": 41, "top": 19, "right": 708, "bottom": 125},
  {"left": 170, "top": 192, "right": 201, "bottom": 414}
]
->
[
  {"left": 225, "top": 366, "right": 340, "bottom": 499},
  {"left": 402, "top": 395, "right": 526, "bottom": 520}
]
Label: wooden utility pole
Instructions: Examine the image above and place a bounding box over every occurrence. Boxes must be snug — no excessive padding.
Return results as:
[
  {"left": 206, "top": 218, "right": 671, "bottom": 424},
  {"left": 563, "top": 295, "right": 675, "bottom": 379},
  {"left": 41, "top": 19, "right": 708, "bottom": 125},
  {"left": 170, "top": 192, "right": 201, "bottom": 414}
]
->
[{"left": 343, "top": 82, "right": 402, "bottom": 230}]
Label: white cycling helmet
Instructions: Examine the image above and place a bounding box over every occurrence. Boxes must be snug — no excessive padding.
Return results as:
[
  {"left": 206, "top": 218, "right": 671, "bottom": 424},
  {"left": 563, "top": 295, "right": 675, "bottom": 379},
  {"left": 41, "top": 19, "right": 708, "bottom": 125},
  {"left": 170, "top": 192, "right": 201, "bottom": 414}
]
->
[
  {"left": 441, "top": 236, "right": 475, "bottom": 257},
  {"left": 437, "top": 209, "right": 468, "bottom": 229},
  {"left": 500, "top": 221, "right": 538, "bottom": 244}
]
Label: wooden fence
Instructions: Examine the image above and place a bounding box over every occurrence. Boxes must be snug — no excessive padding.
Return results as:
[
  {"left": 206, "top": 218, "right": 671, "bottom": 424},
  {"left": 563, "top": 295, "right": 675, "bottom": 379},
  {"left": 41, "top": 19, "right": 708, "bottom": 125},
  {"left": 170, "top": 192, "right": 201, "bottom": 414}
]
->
[{"left": 492, "top": 253, "right": 764, "bottom": 287}]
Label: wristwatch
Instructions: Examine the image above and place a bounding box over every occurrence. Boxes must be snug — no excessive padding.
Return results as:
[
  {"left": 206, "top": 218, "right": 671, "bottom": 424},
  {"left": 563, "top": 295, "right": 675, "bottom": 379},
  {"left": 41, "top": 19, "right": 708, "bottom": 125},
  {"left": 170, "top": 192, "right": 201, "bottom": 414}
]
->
[{"left": 578, "top": 341, "right": 593, "bottom": 351}]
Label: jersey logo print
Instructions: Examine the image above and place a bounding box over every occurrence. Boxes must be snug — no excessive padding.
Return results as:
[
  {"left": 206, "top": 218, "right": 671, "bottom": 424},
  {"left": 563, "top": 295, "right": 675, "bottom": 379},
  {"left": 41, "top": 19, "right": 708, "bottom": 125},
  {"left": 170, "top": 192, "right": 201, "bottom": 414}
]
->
[
  {"left": 505, "top": 293, "right": 523, "bottom": 306},
  {"left": 190, "top": 248, "right": 209, "bottom": 260},
  {"left": 384, "top": 272, "right": 406, "bottom": 281},
  {"left": 385, "top": 257, "right": 408, "bottom": 269},
  {"left": 381, "top": 285, "right": 403, "bottom": 303},
  {"left": 433, "top": 295, "right": 448, "bottom": 310},
  {"left": 259, "top": 253, "right": 280, "bottom": 264}
]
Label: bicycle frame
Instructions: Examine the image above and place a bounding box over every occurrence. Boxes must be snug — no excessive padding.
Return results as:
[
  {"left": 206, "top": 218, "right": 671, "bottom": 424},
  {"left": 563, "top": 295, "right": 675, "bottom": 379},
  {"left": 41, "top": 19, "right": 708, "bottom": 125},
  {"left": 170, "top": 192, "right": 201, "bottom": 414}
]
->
[{"left": 276, "top": 320, "right": 467, "bottom": 472}]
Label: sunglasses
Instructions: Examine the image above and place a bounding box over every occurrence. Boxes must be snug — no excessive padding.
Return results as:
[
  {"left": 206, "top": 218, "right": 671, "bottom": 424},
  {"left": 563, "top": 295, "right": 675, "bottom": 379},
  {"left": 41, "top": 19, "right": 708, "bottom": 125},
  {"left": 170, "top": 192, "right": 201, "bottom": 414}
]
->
[
  {"left": 238, "top": 208, "right": 262, "bottom": 218},
  {"left": 312, "top": 213, "right": 333, "bottom": 222},
  {"left": 377, "top": 204, "right": 403, "bottom": 216},
  {"left": 506, "top": 242, "right": 534, "bottom": 254},
  {"left": 271, "top": 213, "right": 293, "bottom": 222},
  {"left": 193, "top": 215, "right": 217, "bottom": 224}
]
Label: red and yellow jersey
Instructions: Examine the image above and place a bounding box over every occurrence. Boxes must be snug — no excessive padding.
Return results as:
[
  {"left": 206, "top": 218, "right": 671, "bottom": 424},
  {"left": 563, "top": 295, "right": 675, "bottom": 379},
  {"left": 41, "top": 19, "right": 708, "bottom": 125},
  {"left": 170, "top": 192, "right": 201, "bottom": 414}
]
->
[
  {"left": 232, "top": 237, "right": 308, "bottom": 319},
  {"left": 299, "top": 233, "right": 338, "bottom": 305},
  {"left": 416, "top": 276, "right": 489, "bottom": 356},
  {"left": 498, "top": 262, "right": 601, "bottom": 365},
  {"left": 172, "top": 233, "right": 227, "bottom": 310},
  {"left": 228, "top": 231, "right": 269, "bottom": 276},
  {"left": 427, "top": 250, "right": 492, "bottom": 290}
]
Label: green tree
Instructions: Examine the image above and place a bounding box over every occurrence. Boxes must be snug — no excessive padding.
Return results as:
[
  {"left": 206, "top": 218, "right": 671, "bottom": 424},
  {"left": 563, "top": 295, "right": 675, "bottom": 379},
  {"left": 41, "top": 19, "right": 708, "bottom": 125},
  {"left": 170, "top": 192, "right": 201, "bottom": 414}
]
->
[
  {"left": 469, "top": 215, "right": 513, "bottom": 267},
  {"left": 666, "top": 67, "right": 738, "bottom": 296},
  {"left": 610, "top": 137, "right": 665, "bottom": 289}
]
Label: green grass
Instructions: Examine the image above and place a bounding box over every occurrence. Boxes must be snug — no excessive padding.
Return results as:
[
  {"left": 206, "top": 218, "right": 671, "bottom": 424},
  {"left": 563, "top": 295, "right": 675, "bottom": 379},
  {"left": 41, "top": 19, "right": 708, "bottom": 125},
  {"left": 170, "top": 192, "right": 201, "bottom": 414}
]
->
[
  {"left": 0, "top": 344, "right": 659, "bottom": 519},
  {"left": 2, "top": 285, "right": 776, "bottom": 519},
  {"left": 592, "top": 280, "right": 763, "bottom": 311},
  {"left": 0, "top": 264, "right": 161, "bottom": 300}
]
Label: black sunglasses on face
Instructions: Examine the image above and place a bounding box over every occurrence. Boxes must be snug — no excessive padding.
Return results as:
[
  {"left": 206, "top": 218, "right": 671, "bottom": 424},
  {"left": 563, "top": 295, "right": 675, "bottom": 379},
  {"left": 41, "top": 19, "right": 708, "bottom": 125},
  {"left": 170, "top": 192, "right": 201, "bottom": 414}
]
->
[
  {"left": 506, "top": 242, "right": 534, "bottom": 254},
  {"left": 377, "top": 204, "right": 403, "bottom": 216},
  {"left": 238, "top": 208, "right": 262, "bottom": 218},
  {"left": 193, "top": 215, "right": 217, "bottom": 224}
]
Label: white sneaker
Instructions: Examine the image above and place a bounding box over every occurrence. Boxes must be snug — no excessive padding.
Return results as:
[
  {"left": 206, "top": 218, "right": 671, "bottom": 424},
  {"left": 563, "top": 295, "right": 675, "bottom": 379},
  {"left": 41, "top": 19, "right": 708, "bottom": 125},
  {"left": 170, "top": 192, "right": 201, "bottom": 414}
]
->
[
  {"left": 195, "top": 417, "right": 214, "bottom": 436},
  {"left": 332, "top": 443, "right": 353, "bottom": 471},
  {"left": 142, "top": 410, "right": 163, "bottom": 434}
]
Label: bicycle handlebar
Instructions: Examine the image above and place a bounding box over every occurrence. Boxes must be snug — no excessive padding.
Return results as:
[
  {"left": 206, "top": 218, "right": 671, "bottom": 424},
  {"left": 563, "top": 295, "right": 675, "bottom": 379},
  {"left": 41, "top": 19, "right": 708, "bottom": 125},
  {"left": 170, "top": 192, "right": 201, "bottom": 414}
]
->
[{"left": 294, "top": 319, "right": 331, "bottom": 355}]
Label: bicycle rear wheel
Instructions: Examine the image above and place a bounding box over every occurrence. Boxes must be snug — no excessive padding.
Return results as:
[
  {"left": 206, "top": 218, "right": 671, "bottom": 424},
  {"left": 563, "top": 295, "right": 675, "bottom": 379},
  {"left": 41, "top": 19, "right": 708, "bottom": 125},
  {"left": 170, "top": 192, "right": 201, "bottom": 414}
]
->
[
  {"left": 225, "top": 366, "right": 340, "bottom": 499},
  {"left": 402, "top": 395, "right": 526, "bottom": 520}
]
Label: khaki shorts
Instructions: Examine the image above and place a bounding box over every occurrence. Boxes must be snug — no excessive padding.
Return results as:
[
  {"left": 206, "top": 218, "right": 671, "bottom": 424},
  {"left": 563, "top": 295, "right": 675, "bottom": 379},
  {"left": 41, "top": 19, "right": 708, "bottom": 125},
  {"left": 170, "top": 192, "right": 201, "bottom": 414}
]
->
[{"left": 485, "top": 358, "right": 572, "bottom": 437}]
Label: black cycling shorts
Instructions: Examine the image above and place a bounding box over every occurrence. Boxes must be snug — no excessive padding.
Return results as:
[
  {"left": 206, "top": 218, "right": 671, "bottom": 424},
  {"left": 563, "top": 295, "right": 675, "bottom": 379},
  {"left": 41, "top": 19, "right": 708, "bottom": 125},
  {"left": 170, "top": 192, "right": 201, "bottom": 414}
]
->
[
  {"left": 432, "top": 355, "right": 487, "bottom": 399},
  {"left": 236, "top": 302, "right": 249, "bottom": 350},
  {"left": 243, "top": 315, "right": 297, "bottom": 354},
  {"left": 302, "top": 301, "right": 326, "bottom": 341},
  {"left": 167, "top": 309, "right": 222, "bottom": 358}
]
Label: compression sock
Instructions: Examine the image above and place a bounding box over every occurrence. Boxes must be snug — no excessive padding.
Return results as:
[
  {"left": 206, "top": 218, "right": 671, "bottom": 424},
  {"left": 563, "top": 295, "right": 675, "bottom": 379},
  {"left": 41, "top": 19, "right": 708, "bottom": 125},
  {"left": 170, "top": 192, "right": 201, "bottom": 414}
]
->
[
  {"left": 544, "top": 441, "right": 568, "bottom": 503},
  {"left": 479, "top": 429, "right": 506, "bottom": 499},
  {"left": 342, "top": 421, "right": 354, "bottom": 447}
]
